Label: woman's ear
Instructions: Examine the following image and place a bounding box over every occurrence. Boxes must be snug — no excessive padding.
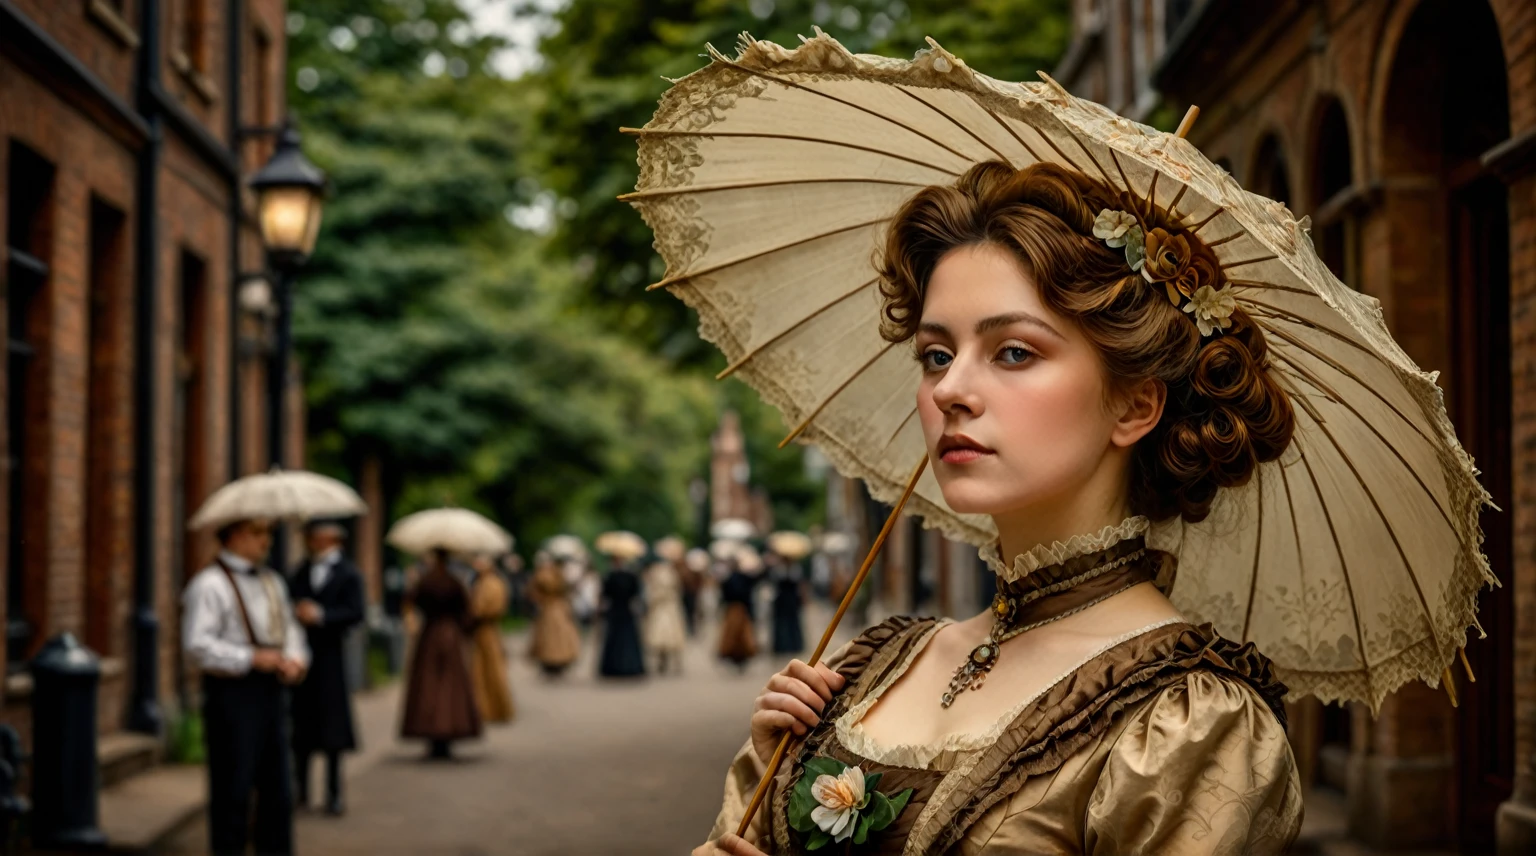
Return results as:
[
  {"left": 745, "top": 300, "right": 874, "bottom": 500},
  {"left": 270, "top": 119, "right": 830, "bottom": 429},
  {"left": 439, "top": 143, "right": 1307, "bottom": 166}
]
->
[{"left": 1110, "top": 378, "right": 1165, "bottom": 449}]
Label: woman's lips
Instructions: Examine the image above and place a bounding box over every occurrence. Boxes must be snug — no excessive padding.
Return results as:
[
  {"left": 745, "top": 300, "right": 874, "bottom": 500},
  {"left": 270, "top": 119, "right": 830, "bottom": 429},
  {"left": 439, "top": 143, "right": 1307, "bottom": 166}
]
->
[
  {"left": 940, "top": 447, "right": 994, "bottom": 464},
  {"left": 937, "top": 433, "right": 995, "bottom": 464}
]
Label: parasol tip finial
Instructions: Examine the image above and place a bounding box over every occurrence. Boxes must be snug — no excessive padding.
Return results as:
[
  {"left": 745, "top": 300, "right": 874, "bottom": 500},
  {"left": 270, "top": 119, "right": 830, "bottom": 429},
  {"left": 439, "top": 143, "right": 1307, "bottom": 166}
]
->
[{"left": 1175, "top": 105, "right": 1201, "bottom": 139}]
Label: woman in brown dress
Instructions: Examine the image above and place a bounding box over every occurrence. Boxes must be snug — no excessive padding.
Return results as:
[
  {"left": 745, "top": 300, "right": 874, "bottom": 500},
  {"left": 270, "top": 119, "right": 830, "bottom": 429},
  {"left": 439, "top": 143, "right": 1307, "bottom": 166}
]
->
[
  {"left": 467, "top": 555, "right": 514, "bottom": 723},
  {"left": 528, "top": 550, "right": 582, "bottom": 676},
  {"left": 698, "top": 161, "right": 1303, "bottom": 854},
  {"left": 400, "top": 549, "right": 482, "bottom": 758}
]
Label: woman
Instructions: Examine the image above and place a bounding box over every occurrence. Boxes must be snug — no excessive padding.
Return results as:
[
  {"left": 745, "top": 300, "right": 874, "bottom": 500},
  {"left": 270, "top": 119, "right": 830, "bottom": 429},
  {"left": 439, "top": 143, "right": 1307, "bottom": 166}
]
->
[
  {"left": 716, "top": 546, "right": 761, "bottom": 671},
  {"left": 699, "top": 162, "right": 1301, "bottom": 854},
  {"left": 597, "top": 546, "right": 647, "bottom": 678},
  {"left": 400, "top": 549, "right": 482, "bottom": 759},
  {"left": 766, "top": 543, "right": 807, "bottom": 656},
  {"left": 643, "top": 557, "right": 689, "bottom": 675},
  {"left": 467, "top": 555, "right": 515, "bottom": 723},
  {"left": 528, "top": 550, "right": 582, "bottom": 677}
]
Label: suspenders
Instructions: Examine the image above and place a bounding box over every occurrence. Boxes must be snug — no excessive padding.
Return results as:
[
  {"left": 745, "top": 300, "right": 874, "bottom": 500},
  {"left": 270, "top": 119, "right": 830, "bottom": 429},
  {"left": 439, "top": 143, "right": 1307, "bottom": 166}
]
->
[{"left": 214, "top": 557, "right": 282, "bottom": 651}]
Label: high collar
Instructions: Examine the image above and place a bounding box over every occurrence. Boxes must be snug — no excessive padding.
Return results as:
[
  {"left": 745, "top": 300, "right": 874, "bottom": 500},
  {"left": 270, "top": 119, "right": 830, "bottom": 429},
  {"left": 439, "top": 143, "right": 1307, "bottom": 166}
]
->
[
  {"left": 978, "top": 516, "right": 1150, "bottom": 585},
  {"left": 218, "top": 550, "right": 258, "bottom": 574},
  {"left": 313, "top": 546, "right": 343, "bottom": 567}
]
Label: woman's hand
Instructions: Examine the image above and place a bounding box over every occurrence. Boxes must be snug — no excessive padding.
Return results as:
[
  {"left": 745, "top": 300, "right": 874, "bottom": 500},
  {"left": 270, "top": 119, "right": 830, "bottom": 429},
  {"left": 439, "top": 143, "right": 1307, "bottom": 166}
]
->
[
  {"left": 750, "top": 659, "right": 847, "bottom": 764},
  {"left": 692, "top": 833, "right": 770, "bottom": 856}
]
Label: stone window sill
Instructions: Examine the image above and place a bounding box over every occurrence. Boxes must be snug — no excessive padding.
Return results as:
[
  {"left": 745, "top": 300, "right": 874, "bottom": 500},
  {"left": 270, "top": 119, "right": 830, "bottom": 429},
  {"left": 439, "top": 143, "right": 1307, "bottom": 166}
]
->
[
  {"left": 170, "top": 50, "right": 220, "bottom": 105},
  {"left": 87, "top": 0, "right": 140, "bottom": 49}
]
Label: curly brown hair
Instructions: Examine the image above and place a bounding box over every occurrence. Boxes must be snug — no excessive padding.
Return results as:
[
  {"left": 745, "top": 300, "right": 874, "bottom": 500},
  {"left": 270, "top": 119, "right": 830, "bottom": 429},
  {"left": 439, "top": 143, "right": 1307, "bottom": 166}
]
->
[{"left": 877, "top": 161, "right": 1294, "bottom": 523}]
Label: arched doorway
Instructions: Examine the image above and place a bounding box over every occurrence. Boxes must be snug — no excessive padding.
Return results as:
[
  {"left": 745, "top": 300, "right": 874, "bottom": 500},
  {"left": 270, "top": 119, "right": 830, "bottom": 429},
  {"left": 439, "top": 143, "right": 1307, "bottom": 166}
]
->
[{"left": 1380, "top": 0, "right": 1512, "bottom": 848}]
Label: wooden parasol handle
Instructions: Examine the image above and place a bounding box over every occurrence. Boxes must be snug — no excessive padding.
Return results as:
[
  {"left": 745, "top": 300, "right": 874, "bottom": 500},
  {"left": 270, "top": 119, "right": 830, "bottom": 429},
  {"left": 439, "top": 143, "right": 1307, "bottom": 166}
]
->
[{"left": 733, "top": 455, "right": 931, "bottom": 839}]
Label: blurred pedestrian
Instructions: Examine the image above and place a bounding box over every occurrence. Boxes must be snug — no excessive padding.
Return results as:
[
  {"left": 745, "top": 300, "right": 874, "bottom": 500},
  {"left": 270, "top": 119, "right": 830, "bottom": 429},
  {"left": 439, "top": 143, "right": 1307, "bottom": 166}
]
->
[
  {"left": 400, "top": 549, "right": 482, "bottom": 759},
  {"left": 528, "top": 550, "right": 582, "bottom": 676},
  {"left": 715, "top": 542, "right": 760, "bottom": 671},
  {"left": 289, "top": 520, "right": 365, "bottom": 817},
  {"left": 468, "top": 555, "right": 515, "bottom": 723},
  {"left": 182, "top": 518, "right": 309, "bottom": 856},
  {"left": 642, "top": 556, "right": 688, "bottom": 675},
  {"left": 766, "top": 531, "right": 812, "bottom": 655},
  {"left": 595, "top": 531, "right": 647, "bottom": 678}
]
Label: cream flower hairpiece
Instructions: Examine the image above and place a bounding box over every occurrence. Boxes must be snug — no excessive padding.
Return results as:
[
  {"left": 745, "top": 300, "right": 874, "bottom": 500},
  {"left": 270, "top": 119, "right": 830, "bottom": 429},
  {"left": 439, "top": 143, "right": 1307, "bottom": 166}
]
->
[{"left": 1094, "top": 207, "right": 1235, "bottom": 338}]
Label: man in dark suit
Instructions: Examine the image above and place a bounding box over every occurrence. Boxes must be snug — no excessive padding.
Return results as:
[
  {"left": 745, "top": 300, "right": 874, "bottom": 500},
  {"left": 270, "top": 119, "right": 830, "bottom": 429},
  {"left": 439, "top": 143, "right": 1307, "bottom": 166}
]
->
[{"left": 289, "top": 521, "right": 366, "bottom": 816}]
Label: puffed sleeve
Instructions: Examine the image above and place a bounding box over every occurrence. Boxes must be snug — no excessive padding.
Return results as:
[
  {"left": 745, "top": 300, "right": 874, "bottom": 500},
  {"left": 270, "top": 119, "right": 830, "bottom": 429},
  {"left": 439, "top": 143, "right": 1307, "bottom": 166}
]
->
[{"left": 1082, "top": 672, "right": 1302, "bottom": 855}]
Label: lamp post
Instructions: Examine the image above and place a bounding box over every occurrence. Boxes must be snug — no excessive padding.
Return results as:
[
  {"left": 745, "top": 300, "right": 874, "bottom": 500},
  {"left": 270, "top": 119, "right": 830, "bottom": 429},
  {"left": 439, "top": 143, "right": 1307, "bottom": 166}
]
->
[{"left": 249, "top": 124, "right": 325, "bottom": 563}]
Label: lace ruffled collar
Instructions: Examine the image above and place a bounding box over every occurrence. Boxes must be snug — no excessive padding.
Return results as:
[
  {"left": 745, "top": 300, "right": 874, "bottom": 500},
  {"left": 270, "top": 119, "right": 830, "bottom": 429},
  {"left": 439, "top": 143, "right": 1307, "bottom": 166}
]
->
[{"left": 977, "top": 516, "right": 1150, "bottom": 584}]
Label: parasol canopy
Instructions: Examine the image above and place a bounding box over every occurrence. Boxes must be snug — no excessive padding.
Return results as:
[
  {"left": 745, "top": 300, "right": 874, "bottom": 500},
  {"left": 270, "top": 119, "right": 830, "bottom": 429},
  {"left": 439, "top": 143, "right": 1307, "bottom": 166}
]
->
[
  {"left": 594, "top": 530, "right": 648, "bottom": 562},
  {"left": 386, "top": 508, "right": 512, "bottom": 556},
  {"left": 626, "top": 32, "right": 1494, "bottom": 710},
  {"left": 710, "top": 517, "right": 758, "bottom": 541},
  {"left": 544, "top": 534, "right": 589, "bottom": 562},
  {"left": 188, "top": 467, "right": 367, "bottom": 531},
  {"left": 767, "top": 530, "right": 814, "bottom": 561}
]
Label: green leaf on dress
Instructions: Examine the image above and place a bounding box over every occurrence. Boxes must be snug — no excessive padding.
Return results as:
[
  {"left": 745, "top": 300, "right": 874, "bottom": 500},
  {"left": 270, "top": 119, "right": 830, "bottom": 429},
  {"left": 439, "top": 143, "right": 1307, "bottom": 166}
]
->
[
  {"left": 862, "top": 771, "right": 883, "bottom": 797},
  {"left": 802, "top": 756, "right": 846, "bottom": 779},
  {"left": 806, "top": 829, "right": 832, "bottom": 851},
  {"left": 853, "top": 811, "right": 875, "bottom": 845}
]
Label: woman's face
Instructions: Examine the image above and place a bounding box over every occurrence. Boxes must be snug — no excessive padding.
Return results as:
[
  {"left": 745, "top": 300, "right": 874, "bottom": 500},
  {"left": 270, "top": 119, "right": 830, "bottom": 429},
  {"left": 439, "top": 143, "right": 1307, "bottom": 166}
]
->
[{"left": 914, "top": 243, "right": 1130, "bottom": 518}]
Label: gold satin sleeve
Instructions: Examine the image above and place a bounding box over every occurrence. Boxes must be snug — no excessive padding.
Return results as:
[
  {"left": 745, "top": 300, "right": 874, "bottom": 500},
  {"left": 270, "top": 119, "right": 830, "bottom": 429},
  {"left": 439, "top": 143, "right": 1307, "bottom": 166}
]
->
[
  {"left": 1080, "top": 671, "right": 1302, "bottom": 855},
  {"left": 954, "top": 672, "right": 1301, "bottom": 855}
]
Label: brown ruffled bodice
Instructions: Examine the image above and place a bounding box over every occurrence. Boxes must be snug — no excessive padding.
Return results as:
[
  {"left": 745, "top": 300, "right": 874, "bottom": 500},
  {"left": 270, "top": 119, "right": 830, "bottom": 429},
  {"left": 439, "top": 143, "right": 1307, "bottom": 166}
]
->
[{"left": 767, "top": 614, "right": 1288, "bottom": 855}]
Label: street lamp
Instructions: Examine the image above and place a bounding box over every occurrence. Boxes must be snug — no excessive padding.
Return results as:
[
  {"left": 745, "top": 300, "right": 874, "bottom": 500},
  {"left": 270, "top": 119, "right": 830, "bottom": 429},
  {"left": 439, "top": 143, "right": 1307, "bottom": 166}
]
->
[{"left": 249, "top": 124, "right": 325, "bottom": 564}]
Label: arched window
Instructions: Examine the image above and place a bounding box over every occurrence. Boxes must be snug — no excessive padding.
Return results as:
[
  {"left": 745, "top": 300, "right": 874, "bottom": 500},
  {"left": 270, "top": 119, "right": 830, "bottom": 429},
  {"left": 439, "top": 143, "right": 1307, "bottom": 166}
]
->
[
  {"left": 1311, "top": 98, "right": 1358, "bottom": 288},
  {"left": 1250, "top": 134, "right": 1292, "bottom": 208}
]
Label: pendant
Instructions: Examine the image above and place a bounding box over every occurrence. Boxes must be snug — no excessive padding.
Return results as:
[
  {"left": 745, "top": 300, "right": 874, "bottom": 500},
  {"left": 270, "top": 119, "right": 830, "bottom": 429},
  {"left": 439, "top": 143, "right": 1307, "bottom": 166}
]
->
[{"left": 941, "top": 638, "right": 999, "bottom": 708}]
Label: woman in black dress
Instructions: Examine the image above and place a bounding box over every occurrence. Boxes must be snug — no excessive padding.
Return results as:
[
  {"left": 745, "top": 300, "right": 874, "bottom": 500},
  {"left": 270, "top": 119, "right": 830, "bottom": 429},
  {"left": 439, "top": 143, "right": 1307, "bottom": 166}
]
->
[
  {"left": 596, "top": 532, "right": 647, "bottom": 678},
  {"left": 768, "top": 556, "right": 805, "bottom": 655}
]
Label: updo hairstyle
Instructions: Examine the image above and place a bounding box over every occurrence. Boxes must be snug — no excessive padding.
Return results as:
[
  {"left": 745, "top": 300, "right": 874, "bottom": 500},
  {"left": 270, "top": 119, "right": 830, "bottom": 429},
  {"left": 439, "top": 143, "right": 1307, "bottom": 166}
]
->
[{"left": 877, "top": 161, "right": 1294, "bottom": 523}]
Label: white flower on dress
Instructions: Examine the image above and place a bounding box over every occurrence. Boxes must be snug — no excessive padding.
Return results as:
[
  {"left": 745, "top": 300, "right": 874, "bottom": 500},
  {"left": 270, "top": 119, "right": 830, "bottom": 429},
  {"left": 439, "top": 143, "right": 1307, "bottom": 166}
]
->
[
  {"left": 1184, "top": 285, "right": 1237, "bottom": 337},
  {"left": 809, "top": 765, "right": 867, "bottom": 843},
  {"left": 1092, "top": 209, "right": 1138, "bottom": 248}
]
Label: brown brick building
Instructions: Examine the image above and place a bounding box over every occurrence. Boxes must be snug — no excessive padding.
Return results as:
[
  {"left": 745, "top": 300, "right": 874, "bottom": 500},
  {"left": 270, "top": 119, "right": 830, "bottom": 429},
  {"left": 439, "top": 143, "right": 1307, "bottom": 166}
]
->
[
  {"left": 0, "top": 0, "right": 294, "bottom": 758},
  {"left": 1055, "top": 0, "right": 1535, "bottom": 851}
]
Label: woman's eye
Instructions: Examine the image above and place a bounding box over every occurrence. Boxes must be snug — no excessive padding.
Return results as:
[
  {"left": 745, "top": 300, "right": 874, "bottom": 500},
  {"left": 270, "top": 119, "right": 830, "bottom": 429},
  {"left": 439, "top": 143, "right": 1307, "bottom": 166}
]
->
[
  {"left": 919, "top": 349, "right": 953, "bottom": 371},
  {"left": 997, "top": 346, "right": 1033, "bottom": 366}
]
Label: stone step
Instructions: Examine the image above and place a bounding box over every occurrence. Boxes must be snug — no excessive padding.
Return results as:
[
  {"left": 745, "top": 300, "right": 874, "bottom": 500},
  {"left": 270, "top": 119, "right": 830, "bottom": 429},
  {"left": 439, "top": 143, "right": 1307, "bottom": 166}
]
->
[
  {"left": 98, "top": 763, "right": 204, "bottom": 853},
  {"left": 97, "top": 732, "right": 160, "bottom": 790}
]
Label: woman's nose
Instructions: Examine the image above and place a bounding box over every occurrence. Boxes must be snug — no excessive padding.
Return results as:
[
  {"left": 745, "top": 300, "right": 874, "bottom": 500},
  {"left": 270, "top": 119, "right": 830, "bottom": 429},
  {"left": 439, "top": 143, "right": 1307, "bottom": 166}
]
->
[{"left": 930, "top": 356, "right": 983, "bottom": 416}]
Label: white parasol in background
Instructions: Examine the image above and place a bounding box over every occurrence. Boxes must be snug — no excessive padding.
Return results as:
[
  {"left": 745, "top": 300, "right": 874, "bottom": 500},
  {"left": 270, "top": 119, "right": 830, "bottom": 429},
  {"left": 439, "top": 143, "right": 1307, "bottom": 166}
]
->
[
  {"left": 386, "top": 508, "right": 513, "bottom": 556},
  {"left": 188, "top": 467, "right": 367, "bottom": 531}
]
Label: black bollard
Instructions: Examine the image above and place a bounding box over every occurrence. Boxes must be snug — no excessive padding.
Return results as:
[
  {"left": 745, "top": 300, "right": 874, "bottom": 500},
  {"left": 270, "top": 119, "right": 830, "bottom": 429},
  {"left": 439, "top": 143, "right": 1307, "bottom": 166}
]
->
[
  {"left": 30, "top": 634, "right": 106, "bottom": 850},
  {"left": 0, "top": 725, "right": 29, "bottom": 855}
]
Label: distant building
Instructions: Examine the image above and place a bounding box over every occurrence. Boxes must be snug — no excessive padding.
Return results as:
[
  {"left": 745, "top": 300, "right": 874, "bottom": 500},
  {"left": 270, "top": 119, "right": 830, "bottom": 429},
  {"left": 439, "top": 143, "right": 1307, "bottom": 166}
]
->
[
  {"left": 0, "top": 0, "right": 296, "bottom": 767},
  {"left": 1055, "top": 0, "right": 1533, "bottom": 851}
]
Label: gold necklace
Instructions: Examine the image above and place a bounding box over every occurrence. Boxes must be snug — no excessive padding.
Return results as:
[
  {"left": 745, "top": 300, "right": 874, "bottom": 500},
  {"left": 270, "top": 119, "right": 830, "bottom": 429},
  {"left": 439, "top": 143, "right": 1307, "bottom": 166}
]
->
[{"left": 940, "top": 548, "right": 1148, "bottom": 709}]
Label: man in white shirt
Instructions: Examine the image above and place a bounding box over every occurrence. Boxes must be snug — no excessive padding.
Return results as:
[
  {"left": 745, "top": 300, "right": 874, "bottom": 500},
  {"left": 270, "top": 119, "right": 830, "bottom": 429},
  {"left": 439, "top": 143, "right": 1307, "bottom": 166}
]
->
[{"left": 182, "top": 518, "right": 309, "bottom": 856}]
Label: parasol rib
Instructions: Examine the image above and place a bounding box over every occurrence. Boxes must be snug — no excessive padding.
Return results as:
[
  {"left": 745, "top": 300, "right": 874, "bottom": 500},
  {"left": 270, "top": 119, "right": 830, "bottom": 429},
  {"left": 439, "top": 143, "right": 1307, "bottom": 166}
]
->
[
  {"left": 978, "top": 107, "right": 1045, "bottom": 164},
  {"left": 706, "top": 56, "right": 978, "bottom": 163},
  {"left": 1205, "top": 231, "right": 1246, "bottom": 248},
  {"left": 1256, "top": 318, "right": 1439, "bottom": 452},
  {"left": 619, "top": 177, "right": 933, "bottom": 201},
  {"left": 1229, "top": 279, "right": 1319, "bottom": 298},
  {"left": 1294, "top": 406, "right": 1448, "bottom": 660},
  {"left": 779, "top": 342, "right": 900, "bottom": 448},
  {"left": 645, "top": 217, "right": 889, "bottom": 291},
  {"left": 1065, "top": 125, "right": 1118, "bottom": 188},
  {"left": 1186, "top": 206, "right": 1224, "bottom": 233},
  {"left": 894, "top": 86, "right": 1013, "bottom": 165},
  {"left": 1105, "top": 149, "right": 1140, "bottom": 214},
  {"left": 716, "top": 278, "right": 879, "bottom": 379},
  {"left": 1269, "top": 348, "right": 1458, "bottom": 533},
  {"left": 1241, "top": 466, "right": 1264, "bottom": 642},
  {"left": 1026, "top": 123, "right": 1090, "bottom": 177},
  {"left": 1146, "top": 170, "right": 1160, "bottom": 212},
  {"left": 621, "top": 128, "right": 963, "bottom": 177},
  {"left": 883, "top": 404, "right": 919, "bottom": 450},
  {"left": 1166, "top": 184, "right": 1189, "bottom": 220},
  {"left": 1294, "top": 435, "right": 1375, "bottom": 697},
  {"left": 1221, "top": 254, "right": 1279, "bottom": 270}
]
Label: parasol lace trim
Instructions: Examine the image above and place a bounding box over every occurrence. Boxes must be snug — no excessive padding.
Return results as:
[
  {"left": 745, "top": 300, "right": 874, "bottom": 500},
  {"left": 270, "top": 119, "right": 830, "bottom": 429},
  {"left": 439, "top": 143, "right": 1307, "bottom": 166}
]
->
[
  {"left": 976, "top": 516, "right": 1150, "bottom": 583},
  {"left": 835, "top": 616, "right": 1184, "bottom": 770}
]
